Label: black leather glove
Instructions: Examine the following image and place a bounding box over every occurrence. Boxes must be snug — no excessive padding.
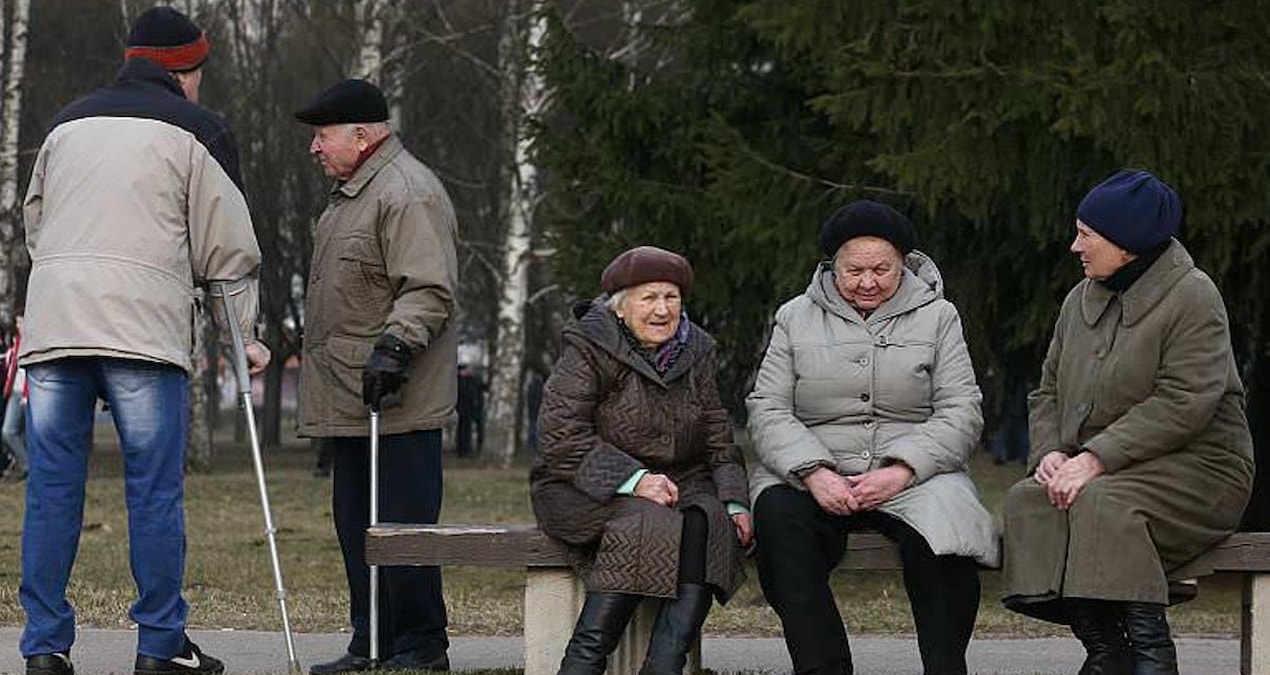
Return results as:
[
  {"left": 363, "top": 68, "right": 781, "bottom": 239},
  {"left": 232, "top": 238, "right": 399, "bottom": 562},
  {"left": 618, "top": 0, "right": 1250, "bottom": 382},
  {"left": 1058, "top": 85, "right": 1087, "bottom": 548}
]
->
[{"left": 362, "top": 333, "right": 412, "bottom": 411}]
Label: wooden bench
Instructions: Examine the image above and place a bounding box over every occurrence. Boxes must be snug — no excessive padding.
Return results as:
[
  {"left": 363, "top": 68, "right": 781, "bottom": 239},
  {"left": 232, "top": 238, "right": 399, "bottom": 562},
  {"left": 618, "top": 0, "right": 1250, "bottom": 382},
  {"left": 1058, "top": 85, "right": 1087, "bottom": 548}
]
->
[{"left": 366, "top": 525, "right": 1270, "bottom": 675}]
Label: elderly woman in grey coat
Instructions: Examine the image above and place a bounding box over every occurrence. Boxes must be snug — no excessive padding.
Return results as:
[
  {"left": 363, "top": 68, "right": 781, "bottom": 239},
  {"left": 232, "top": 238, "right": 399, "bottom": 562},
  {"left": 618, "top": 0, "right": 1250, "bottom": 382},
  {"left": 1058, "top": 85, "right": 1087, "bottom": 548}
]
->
[
  {"left": 748, "top": 201, "right": 997, "bottom": 675},
  {"left": 531, "top": 246, "right": 752, "bottom": 675},
  {"left": 1001, "top": 170, "right": 1254, "bottom": 675}
]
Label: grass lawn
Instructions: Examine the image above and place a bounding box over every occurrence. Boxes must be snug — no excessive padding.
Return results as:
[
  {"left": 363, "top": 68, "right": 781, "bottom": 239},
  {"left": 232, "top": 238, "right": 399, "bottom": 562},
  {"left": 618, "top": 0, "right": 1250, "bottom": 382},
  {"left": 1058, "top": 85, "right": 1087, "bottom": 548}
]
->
[{"left": 0, "top": 424, "right": 1242, "bottom": 639}]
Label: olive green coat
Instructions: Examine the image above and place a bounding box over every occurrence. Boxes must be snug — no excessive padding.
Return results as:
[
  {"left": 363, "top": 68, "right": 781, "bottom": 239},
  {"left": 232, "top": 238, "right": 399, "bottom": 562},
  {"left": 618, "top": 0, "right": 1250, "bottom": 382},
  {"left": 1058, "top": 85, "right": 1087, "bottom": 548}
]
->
[
  {"left": 1002, "top": 240, "right": 1254, "bottom": 622},
  {"left": 297, "top": 136, "right": 459, "bottom": 437}
]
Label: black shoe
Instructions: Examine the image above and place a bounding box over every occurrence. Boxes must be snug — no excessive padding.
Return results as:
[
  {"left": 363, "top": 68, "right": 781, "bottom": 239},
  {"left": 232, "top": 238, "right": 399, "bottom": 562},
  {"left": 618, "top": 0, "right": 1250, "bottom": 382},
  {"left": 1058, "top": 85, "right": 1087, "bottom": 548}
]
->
[
  {"left": 27, "top": 653, "right": 73, "bottom": 675},
  {"left": 381, "top": 650, "right": 449, "bottom": 672},
  {"left": 134, "top": 639, "right": 224, "bottom": 675},
  {"left": 309, "top": 653, "right": 374, "bottom": 675}
]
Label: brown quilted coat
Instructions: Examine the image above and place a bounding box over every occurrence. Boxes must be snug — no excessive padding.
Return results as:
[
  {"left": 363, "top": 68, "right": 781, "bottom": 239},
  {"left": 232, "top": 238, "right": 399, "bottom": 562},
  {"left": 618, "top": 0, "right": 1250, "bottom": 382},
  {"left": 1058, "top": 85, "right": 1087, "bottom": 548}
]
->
[{"left": 530, "top": 300, "right": 750, "bottom": 600}]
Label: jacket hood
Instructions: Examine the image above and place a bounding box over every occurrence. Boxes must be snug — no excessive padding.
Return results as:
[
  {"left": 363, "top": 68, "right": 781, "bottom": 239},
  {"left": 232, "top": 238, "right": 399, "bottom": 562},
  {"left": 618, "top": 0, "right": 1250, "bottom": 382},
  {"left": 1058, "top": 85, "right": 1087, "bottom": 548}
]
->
[
  {"left": 564, "top": 296, "right": 713, "bottom": 386},
  {"left": 806, "top": 249, "right": 945, "bottom": 322}
]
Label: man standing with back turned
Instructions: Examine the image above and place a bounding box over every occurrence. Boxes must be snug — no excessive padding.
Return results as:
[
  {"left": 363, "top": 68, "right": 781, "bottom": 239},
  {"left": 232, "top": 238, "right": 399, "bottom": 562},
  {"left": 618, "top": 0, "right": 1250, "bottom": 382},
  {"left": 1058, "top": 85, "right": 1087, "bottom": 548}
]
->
[
  {"left": 19, "top": 6, "right": 268, "bottom": 675},
  {"left": 295, "top": 80, "right": 458, "bottom": 673}
]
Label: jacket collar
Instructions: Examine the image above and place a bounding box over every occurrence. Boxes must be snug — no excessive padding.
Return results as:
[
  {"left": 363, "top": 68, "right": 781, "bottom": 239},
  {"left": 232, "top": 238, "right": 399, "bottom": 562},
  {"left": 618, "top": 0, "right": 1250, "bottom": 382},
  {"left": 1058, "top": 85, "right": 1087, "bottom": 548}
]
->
[
  {"left": 1080, "top": 238, "right": 1194, "bottom": 326},
  {"left": 115, "top": 58, "right": 186, "bottom": 98},
  {"left": 568, "top": 298, "right": 711, "bottom": 387},
  {"left": 334, "top": 134, "right": 404, "bottom": 198}
]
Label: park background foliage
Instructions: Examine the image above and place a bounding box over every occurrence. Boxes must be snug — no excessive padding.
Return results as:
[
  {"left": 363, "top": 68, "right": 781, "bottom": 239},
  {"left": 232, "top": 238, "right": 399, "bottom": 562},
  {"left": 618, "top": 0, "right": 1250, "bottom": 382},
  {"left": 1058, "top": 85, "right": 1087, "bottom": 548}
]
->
[{"left": 0, "top": 0, "right": 1267, "bottom": 517}]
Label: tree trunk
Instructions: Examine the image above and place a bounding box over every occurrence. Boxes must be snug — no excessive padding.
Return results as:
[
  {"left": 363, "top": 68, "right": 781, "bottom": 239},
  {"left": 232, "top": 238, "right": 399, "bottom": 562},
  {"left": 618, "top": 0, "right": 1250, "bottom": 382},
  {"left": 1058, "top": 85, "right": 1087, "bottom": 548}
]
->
[
  {"left": 187, "top": 296, "right": 214, "bottom": 471},
  {"left": 261, "top": 319, "right": 283, "bottom": 447},
  {"left": 356, "top": 0, "right": 385, "bottom": 82},
  {"left": 485, "top": 0, "right": 547, "bottom": 467},
  {"left": 0, "top": 0, "right": 31, "bottom": 322}
]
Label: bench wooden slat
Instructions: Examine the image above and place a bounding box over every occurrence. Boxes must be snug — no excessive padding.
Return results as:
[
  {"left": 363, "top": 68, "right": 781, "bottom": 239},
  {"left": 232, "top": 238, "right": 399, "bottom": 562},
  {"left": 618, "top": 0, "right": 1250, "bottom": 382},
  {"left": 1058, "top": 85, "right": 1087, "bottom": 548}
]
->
[
  {"left": 368, "top": 523, "right": 905, "bottom": 569},
  {"left": 1168, "top": 533, "right": 1270, "bottom": 578},
  {"left": 368, "top": 525, "right": 1270, "bottom": 577},
  {"left": 368, "top": 523, "right": 572, "bottom": 568}
]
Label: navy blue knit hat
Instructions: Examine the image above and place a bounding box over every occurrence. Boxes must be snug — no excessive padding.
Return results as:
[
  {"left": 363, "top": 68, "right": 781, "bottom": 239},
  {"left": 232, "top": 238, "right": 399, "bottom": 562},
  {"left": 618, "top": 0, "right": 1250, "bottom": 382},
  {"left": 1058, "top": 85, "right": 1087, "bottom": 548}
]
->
[
  {"left": 126, "top": 7, "right": 209, "bottom": 72},
  {"left": 1076, "top": 170, "right": 1181, "bottom": 253},
  {"left": 819, "top": 200, "right": 917, "bottom": 257}
]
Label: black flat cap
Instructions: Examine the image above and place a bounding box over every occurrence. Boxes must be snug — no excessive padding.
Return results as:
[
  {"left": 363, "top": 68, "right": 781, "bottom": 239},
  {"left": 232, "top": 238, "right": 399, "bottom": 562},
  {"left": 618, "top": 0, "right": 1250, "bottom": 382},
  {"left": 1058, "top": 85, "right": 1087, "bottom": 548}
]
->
[{"left": 294, "top": 79, "right": 389, "bottom": 125}]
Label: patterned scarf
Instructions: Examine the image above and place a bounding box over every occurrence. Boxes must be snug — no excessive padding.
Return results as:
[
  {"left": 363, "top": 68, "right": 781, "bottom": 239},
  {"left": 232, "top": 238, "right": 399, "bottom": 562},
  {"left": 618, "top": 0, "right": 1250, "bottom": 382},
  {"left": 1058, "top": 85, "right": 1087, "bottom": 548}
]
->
[{"left": 618, "top": 312, "right": 692, "bottom": 375}]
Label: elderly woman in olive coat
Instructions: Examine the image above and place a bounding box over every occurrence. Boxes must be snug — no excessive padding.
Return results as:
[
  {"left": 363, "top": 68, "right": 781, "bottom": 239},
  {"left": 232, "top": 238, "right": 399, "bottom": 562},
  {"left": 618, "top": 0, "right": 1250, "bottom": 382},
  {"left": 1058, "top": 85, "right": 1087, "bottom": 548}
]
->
[
  {"left": 1001, "top": 170, "right": 1254, "bottom": 675},
  {"left": 530, "top": 246, "right": 751, "bottom": 675},
  {"left": 748, "top": 201, "right": 997, "bottom": 675}
]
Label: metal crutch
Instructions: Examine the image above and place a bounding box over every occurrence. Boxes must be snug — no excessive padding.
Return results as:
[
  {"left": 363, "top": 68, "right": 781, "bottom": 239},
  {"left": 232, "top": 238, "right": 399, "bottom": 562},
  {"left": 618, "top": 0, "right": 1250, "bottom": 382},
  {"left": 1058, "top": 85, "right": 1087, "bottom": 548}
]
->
[
  {"left": 214, "top": 281, "right": 303, "bottom": 675},
  {"left": 369, "top": 407, "right": 382, "bottom": 667}
]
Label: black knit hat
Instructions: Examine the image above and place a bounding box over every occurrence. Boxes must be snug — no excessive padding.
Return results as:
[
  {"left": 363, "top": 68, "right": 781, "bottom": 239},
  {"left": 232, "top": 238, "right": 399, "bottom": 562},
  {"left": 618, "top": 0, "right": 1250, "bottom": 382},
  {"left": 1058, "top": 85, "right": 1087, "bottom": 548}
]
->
[
  {"left": 819, "top": 200, "right": 917, "bottom": 257},
  {"left": 125, "top": 7, "right": 209, "bottom": 72},
  {"left": 1077, "top": 169, "right": 1181, "bottom": 254},
  {"left": 294, "top": 79, "right": 389, "bottom": 126},
  {"left": 600, "top": 246, "right": 694, "bottom": 294}
]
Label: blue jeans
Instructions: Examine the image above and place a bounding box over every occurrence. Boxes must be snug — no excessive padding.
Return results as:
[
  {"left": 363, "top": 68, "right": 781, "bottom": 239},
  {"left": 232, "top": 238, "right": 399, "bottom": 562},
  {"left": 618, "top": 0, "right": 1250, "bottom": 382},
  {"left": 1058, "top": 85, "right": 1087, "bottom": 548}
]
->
[
  {"left": 20, "top": 358, "right": 190, "bottom": 659},
  {"left": 2, "top": 389, "right": 26, "bottom": 467}
]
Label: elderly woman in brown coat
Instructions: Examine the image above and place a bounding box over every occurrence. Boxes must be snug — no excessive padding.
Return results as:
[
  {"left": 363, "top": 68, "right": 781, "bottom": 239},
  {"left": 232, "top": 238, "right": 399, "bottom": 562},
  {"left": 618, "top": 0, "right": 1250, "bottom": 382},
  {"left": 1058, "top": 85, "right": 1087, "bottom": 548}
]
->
[
  {"left": 1001, "top": 170, "right": 1255, "bottom": 675},
  {"left": 530, "top": 246, "right": 752, "bottom": 675}
]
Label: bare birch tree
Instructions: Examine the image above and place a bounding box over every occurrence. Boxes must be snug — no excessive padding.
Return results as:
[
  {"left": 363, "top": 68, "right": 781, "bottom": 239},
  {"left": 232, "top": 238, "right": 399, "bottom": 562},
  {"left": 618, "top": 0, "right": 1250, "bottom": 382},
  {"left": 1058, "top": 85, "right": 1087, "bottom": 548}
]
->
[
  {"left": 484, "top": 0, "right": 547, "bottom": 467},
  {"left": 0, "top": 0, "right": 31, "bottom": 324}
]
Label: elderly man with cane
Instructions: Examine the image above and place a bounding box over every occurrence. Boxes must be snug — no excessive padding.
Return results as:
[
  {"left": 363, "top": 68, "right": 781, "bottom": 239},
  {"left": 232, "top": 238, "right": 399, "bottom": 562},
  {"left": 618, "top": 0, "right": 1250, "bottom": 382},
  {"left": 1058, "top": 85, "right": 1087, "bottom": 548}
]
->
[
  {"left": 295, "top": 79, "right": 459, "bottom": 674},
  {"left": 17, "top": 7, "right": 268, "bottom": 675}
]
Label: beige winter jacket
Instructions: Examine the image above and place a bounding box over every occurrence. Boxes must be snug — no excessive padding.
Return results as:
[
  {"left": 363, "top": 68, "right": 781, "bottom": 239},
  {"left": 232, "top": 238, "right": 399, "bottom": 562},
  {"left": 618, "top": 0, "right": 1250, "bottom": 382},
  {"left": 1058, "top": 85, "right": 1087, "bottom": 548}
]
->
[
  {"left": 297, "top": 135, "right": 459, "bottom": 437},
  {"left": 21, "top": 59, "right": 260, "bottom": 372}
]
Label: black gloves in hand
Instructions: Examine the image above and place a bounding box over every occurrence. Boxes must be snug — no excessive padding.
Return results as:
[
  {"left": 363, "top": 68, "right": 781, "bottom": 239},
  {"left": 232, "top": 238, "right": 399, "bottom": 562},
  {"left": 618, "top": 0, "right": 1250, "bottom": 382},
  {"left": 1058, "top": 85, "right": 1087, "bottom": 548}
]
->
[{"left": 362, "top": 333, "right": 412, "bottom": 410}]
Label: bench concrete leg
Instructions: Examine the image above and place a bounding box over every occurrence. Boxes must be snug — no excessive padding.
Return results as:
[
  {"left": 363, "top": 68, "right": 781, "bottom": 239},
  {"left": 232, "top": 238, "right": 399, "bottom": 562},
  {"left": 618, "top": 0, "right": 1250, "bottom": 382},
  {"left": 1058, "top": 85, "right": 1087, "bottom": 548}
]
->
[
  {"left": 524, "top": 568, "right": 702, "bottom": 675},
  {"left": 1242, "top": 573, "right": 1270, "bottom": 675},
  {"left": 525, "top": 568, "right": 583, "bottom": 675}
]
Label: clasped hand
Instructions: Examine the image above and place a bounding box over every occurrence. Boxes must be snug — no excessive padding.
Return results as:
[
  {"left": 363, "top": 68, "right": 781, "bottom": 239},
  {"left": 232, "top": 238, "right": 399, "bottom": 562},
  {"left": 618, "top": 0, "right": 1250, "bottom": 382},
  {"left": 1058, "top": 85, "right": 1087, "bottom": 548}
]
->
[
  {"left": 1033, "top": 450, "right": 1105, "bottom": 509},
  {"left": 633, "top": 473, "right": 754, "bottom": 546},
  {"left": 804, "top": 464, "right": 913, "bottom": 516}
]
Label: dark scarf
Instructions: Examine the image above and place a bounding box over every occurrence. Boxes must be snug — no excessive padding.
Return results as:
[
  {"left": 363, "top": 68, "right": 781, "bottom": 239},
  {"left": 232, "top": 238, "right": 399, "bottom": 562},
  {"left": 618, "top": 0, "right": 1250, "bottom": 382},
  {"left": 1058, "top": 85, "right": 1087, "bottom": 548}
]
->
[{"left": 1100, "top": 241, "right": 1170, "bottom": 292}]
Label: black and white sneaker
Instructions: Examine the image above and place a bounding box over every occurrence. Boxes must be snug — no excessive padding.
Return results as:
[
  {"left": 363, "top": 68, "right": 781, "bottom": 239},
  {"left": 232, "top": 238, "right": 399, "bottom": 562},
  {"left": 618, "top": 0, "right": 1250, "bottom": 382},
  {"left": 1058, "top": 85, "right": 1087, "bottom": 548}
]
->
[
  {"left": 134, "top": 639, "right": 224, "bottom": 675},
  {"left": 27, "top": 653, "right": 73, "bottom": 675}
]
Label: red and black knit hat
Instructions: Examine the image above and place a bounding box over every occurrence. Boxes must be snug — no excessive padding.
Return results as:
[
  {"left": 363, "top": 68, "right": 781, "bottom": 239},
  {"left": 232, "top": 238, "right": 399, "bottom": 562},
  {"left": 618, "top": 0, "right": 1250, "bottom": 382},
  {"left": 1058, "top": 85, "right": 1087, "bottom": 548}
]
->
[{"left": 125, "top": 7, "right": 210, "bottom": 72}]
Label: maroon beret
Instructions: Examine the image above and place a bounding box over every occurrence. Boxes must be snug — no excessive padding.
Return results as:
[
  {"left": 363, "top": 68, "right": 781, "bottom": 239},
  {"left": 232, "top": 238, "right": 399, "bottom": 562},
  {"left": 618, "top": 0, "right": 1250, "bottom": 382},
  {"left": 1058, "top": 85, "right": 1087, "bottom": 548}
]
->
[{"left": 600, "top": 246, "right": 694, "bottom": 294}]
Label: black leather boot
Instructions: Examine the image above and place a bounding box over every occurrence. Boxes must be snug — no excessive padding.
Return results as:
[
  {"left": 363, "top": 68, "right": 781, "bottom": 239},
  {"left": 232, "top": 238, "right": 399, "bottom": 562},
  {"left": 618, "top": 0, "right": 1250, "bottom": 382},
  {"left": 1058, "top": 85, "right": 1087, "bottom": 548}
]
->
[
  {"left": 1123, "top": 602, "right": 1179, "bottom": 675},
  {"left": 639, "top": 584, "right": 713, "bottom": 675},
  {"left": 1069, "top": 601, "right": 1131, "bottom": 675},
  {"left": 558, "top": 592, "right": 643, "bottom": 675}
]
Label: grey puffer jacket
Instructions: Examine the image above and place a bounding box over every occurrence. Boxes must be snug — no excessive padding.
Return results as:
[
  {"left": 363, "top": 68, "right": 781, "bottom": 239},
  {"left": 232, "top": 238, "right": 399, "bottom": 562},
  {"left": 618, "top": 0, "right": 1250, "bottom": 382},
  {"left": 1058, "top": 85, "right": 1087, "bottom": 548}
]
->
[{"left": 747, "top": 251, "right": 998, "bottom": 566}]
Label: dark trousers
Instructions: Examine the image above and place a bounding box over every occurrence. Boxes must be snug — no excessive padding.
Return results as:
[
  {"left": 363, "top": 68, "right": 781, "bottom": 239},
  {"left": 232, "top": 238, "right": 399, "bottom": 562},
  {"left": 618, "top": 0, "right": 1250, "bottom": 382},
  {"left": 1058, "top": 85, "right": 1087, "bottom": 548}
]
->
[
  {"left": 331, "top": 430, "right": 448, "bottom": 658},
  {"left": 754, "top": 485, "right": 980, "bottom": 675}
]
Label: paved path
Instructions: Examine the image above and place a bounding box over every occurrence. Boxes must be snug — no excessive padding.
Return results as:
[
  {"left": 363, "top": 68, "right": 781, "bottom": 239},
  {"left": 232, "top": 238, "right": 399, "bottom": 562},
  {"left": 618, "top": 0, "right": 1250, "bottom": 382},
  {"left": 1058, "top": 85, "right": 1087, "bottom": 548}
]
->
[{"left": 0, "top": 628, "right": 1240, "bottom": 674}]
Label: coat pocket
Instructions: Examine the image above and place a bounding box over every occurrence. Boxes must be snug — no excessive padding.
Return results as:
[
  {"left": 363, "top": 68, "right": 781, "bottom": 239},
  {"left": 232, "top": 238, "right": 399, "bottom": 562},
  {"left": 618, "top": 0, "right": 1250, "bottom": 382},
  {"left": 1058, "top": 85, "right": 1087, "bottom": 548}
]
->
[
  {"left": 334, "top": 236, "right": 392, "bottom": 319},
  {"left": 326, "top": 334, "right": 375, "bottom": 419}
]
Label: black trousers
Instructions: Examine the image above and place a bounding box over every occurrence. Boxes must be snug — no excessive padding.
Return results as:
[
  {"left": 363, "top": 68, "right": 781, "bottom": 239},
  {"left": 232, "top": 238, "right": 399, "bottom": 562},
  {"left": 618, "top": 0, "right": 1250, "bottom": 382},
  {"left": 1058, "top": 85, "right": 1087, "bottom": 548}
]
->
[
  {"left": 330, "top": 430, "right": 448, "bottom": 658},
  {"left": 754, "top": 485, "right": 980, "bottom": 675}
]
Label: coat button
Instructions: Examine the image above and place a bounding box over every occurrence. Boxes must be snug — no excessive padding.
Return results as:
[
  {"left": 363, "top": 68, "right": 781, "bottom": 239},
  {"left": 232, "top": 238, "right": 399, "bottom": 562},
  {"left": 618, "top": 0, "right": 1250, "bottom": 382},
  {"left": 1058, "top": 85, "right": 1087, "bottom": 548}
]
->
[
  {"left": 660, "top": 434, "right": 671, "bottom": 444},
  {"left": 858, "top": 357, "right": 869, "bottom": 366},
  {"left": 861, "top": 451, "right": 872, "bottom": 459},
  {"left": 860, "top": 393, "right": 870, "bottom": 402}
]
